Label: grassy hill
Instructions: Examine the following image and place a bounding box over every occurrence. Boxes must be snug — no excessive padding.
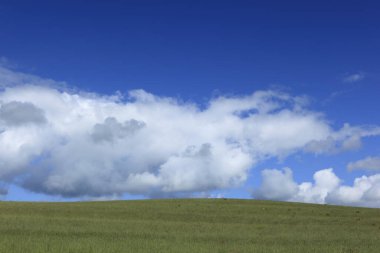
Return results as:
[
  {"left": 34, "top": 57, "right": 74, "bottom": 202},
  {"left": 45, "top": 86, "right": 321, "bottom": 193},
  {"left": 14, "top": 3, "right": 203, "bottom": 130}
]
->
[{"left": 0, "top": 199, "right": 379, "bottom": 253}]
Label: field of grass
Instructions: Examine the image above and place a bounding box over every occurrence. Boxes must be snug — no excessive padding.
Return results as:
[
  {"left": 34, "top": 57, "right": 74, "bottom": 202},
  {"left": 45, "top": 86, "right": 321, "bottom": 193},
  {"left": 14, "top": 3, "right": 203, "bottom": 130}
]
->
[{"left": 0, "top": 199, "right": 379, "bottom": 253}]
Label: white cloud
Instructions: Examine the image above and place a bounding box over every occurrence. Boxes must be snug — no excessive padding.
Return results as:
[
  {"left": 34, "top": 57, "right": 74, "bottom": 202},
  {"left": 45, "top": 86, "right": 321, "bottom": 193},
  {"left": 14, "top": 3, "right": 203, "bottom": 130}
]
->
[
  {"left": 326, "top": 174, "right": 380, "bottom": 207},
  {"left": 343, "top": 73, "right": 365, "bottom": 83},
  {"left": 0, "top": 66, "right": 379, "bottom": 198},
  {"left": 347, "top": 156, "right": 380, "bottom": 171},
  {"left": 253, "top": 168, "right": 298, "bottom": 201},
  {"left": 295, "top": 168, "right": 340, "bottom": 204},
  {"left": 254, "top": 167, "right": 380, "bottom": 208},
  {"left": 303, "top": 124, "right": 380, "bottom": 155}
]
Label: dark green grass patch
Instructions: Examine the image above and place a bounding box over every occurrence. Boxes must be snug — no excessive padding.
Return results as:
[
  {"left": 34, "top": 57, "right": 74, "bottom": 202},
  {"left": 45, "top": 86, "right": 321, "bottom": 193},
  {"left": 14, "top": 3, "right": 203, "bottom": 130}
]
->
[{"left": 0, "top": 199, "right": 379, "bottom": 252}]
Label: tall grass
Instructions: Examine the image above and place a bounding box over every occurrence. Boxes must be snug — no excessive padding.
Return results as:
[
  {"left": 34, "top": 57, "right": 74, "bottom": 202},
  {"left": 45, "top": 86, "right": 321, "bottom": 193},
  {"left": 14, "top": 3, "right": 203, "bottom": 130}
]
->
[{"left": 0, "top": 199, "right": 379, "bottom": 252}]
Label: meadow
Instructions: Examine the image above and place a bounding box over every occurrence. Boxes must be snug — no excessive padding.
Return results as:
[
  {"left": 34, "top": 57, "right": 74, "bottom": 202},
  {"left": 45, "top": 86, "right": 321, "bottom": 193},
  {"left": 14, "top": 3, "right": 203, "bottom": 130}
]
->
[{"left": 0, "top": 199, "right": 379, "bottom": 253}]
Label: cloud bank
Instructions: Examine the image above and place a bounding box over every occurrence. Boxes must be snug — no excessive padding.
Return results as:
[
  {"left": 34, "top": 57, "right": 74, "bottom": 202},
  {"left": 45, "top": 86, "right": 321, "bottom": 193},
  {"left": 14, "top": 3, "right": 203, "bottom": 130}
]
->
[
  {"left": 0, "top": 66, "right": 379, "bottom": 201},
  {"left": 253, "top": 168, "right": 380, "bottom": 208}
]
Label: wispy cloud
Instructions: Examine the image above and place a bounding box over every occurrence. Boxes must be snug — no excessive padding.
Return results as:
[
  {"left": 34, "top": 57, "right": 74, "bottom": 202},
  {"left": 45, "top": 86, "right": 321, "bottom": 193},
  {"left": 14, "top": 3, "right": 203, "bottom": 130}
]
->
[
  {"left": 347, "top": 156, "right": 380, "bottom": 171},
  {"left": 0, "top": 57, "right": 16, "bottom": 69},
  {"left": 303, "top": 125, "right": 380, "bottom": 155},
  {"left": 343, "top": 73, "right": 365, "bottom": 83}
]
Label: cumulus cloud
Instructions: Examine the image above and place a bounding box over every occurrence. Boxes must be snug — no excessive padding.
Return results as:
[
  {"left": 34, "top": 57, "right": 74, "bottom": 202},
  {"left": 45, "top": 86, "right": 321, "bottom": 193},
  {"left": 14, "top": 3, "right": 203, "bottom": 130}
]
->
[
  {"left": 347, "top": 156, "right": 380, "bottom": 171},
  {"left": 253, "top": 168, "right": 298, "bottom": 201},
  {"left": 253, "top": 167, "right": 380, "bottom": 208},
  {"left": 0, "top": 66, "right": 379, "bottom": 198}
]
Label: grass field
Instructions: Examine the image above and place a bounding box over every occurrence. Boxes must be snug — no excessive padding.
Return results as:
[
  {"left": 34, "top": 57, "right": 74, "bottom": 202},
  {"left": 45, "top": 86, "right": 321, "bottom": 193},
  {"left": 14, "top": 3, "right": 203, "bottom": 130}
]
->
[{"left": 0, "top": 199, "right": 379, "bottom": 253}]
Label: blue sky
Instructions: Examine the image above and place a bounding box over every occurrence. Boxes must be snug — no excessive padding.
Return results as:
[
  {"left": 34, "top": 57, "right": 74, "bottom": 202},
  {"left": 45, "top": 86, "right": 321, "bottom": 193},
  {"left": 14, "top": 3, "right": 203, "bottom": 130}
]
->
[{"left": 0, "top": 1, "right": 380, "bottom": 206}]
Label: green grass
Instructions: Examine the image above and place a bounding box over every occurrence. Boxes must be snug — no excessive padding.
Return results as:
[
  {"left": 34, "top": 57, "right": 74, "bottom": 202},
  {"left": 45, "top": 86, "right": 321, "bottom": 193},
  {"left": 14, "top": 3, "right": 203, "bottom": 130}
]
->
[{"left": 0, "top": 199, "right": 379, "bottom": 253}]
